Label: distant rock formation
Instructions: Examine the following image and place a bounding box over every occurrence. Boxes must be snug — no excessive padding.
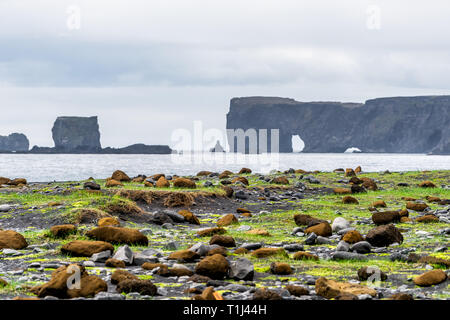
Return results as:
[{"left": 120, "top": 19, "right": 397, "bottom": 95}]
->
[
  {"left": 102, "top": 144, "right": 173, "bottom": 154},
  {"left": 226, "top": 96, "right": 450, "bottom": 154},
  {"left": 28, "top": 116, "right": 172, "bottom": 154},
  {"left": 52, "top": 116, "right": 102, "bottom": 152},
  {"left": 210, "top": 140, "right": 225, "bottom": 152},
  {"left": 0, "top": 133, "right": 29, "bottom": 152}
]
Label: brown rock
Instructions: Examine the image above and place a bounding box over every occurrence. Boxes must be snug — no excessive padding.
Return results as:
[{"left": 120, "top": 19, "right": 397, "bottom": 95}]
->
[
  {"left": 168, "top": 249, "right": 200, "bottom": 262},
  {"left": 413, "top": 270, "right": 447, "bottom": 287},
  {"left": 0, "top": 278, "right": 8, "bottom": 287},
  {"left": 416, "top": 214, "right": 439, "bottom": 223},
  {"left": 357, "top": 266, "right": 387, "bottom": 281},
  {"left": 372, "top": 211, "right": 400, "bottom": 225},
  {"left": 8, "top": 178, "right": 27, "bottom": 186},
  {"left": 419, "top": 181, "right": 436, "bottom": 188},
  {"left": 217, "top": 214, "right": 239, "bottom": 227},
  {"left": 342, "top": 230, "right": 364, "bottom": 244},
  {"left": 197, "top": 227, "right": 226, "bottom": 237},
  {"left": 86, "top": 227, "right": 148, "bottom": 245},
  {"left": 172, "top": 178, "right": 196, "bottom": 189},
  {"left": 333, "top": 188, "right": 352, "bottom": 194},
  {"left": 354, "top": 166, "right": 362, "bottom": 173},
  {"left": 315, "top": 277, "right": 377, "bottom": 299},
  {"left": 110, "top": 269, "right": 139, "bottom": 284},
  {"left": 238, "top": 168, "right": 252, "bottom": 174},
  {"left": 305, "top": 222, "right": 332, "bottom": 237},
  {"left": 426, "top": 196, "right": 441, "bottom": 203},
  {"left": 272, "top": 176, "right": 289, "bottom": 185},
  {"left": 221, "top": 186, "right": 234, "bottom": 198},
  {"left": 31, "top": 264, "right": 107, "bottom": 298},
  {"left": 253, "top": 288, "right": 282, "bottom": 300},
  {"left": 292, "top": 251, "right": 319, "bottom": 261},
  {"left": 0, "top": 177, "right": 11, "bottom": 184},
  {"left": 178, "top": 209, "right": 200, "bottom": 225},
  {"left": 112, "top": 170, "right": 131, "bottom": 182},
  {"left": 231, "top": 177, "right": 249, "bottom": 186},
  {"left": 246, "top": 229, "right": 271, "bottom": 236},
  {"left": 50, "top": 224, "right": 76, "bottom": 238},
  {"left": 400, "top": 216, "right": 412, "bottom": 223},
  {"left": 342, "top": 196, "right": 359, "bottom": 204},
  {"left": 195, "top": 254, "right": 230, "bottom": 280},
  {"left": 0, "top": 230, "right": 28, "bottom": 250},
  {"left": 406, "top": 201, "right": 428, "bottom": 211},
  {"left": 192, "top": 286, "right": 224, "bottom": 300},
  {"left": 234, "top": 247, "right": 249, "bottom": 255},
  {"left": 285, "top": 285, "right": 309, "bottom": 296},
  {"left": 197, "top": 171, "right": 213, "bottom": 176},
  {"left": 236, "top": 208, "right": 251, "bottom": 214},
  {"left": 361, "top": 177, "right": 378, "bottom": 191},
  {"left": 105, "top": 179, "right": 123, "bottom": 188},
  {"left": 293, "top": 214, "right": 324, "bottom": 226},
  {"left": 61, "top": 240, "right": 114, "bottom": 257},
  {"left": 98, "top": 217, "right": 120, "bottom": 227},
  {"left": 116, "top": 279, "right": 157, "bottom": 296},
  {"left": 207, "top": 247, "right": 228, "bottom": 256},
  {"left": 210, "top": 235, "right": 236, "bottom": 247},
  {"left": 366, "top": 224, "right": 403, "bottom": 247},
  {"left": 105, "top": 258, "right": 126, "bottom": 268},
  {"left": 390, "top": 293, "right": 414, "bottom": 300},
  {"left": 155, "top": 176, "right": 170, "bottom": 188},
  {"left": 251, "top": 248, "right": 288, "bottom": 259},
  {"left": 270, "top": 262, "right": 292, "bottom": 275},
  {"left": 372, "top": 200, "right": 387, "bottom": 208}
]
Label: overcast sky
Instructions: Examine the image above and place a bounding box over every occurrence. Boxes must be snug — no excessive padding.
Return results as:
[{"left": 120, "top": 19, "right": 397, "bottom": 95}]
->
[{"left": 1, "top": 0, "right": 450, "bottom": 149}]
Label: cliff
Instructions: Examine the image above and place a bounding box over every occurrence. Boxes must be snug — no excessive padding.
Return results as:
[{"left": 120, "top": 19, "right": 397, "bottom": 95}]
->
[
  {"left": 226, "top": 96, "right": 450, "bottom": 154},
  {"left": 52, "top": 116, "right": 102, "bottom": 152},
  {"left": 0, "top": 133, "right": 29, "bottom": 152}
]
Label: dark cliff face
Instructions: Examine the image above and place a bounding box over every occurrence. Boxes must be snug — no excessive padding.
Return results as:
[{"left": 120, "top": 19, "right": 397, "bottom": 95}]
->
[
  {"left": 52, "top": 116, "right": 101, "bottom": 152},
  {"left": 0, "top": 133, "right": 29, "bottom": 152},
  {"left": 226, "top": 96, "right": 450, "bottom": 154}
]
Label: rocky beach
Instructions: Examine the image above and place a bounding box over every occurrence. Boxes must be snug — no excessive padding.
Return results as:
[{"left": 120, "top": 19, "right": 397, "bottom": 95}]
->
[{"left": 0, "top": 167, "right": 448, "bottom": 301}]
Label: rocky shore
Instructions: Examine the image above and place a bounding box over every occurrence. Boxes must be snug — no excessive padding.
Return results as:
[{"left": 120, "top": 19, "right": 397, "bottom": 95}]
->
[{"left": 0, "top": 168, "right": 449, "bottom": 301}]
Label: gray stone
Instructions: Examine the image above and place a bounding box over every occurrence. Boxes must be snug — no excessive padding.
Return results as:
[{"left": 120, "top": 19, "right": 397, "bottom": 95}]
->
[
  {"left": 0, "top": 204, "right": 13, "bottom": 212},
  {"left": 94, "top": 292, "right": 125, "bottom": 300},
  {"left": 304, "top": 232, "right": 317, "bottom": 245},
  {"left": 83, "top": 261, "right": 95, "bottom": 267},
  {"left": 283, "top": 244, "right": 304, "bottom": 252},
  {"left": 112, "top": 245, "right": 134, "bottom": 265},
  {"left": 90, "top": 250, "right": 112, "bottom": 263},
  {"left": 332, "top": 217, "right": 350, "bottom": 233},
  {"left": 336, "top": 240, "right": 350, "bottom": 252},
  {"left": 316, "top": 236, "right": 332, "bottom": 245},
  {"left": 241, "top": 243, "right": 262, "bottom": 250},
  {"left": 235, "top": 190, "right": 248, "bottom": 200},
  {"left": 163, "top": 210, "right": 185, "bottom": 223},
  {"left": 229, "top": 258, "right": 254, "bottom": 281},
  {"left": 332, "top": 252, "right": 368, "bottom": 261},
  {"left": 350, "top": 241, "right": 372, "bottom": 254},
  {"left": 133, "top": 253, "right": 159, "bottom": 266}
]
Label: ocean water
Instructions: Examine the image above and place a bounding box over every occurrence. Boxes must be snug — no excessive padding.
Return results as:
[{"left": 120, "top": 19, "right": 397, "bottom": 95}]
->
[{"left": 0, "top": 153, "right": 449, "bottom": 182}]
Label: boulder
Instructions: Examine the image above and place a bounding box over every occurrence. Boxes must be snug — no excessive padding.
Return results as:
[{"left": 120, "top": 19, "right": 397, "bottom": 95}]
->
[
  {"left": 195, "top": 254, "right": 230, "bottom": 280},
  {"left": 342, "top": 230, "right": 364, "bottom": 244},
  {"left": 285, "top": 285, "right": 309, "bottom": 296},
  {"left": 246, "top": 229, "right": 271, "bottom": 236},
  {"left": 116, "top": 279, "right": 157, "bottom": 296},
  {"left": 419, "top": 181, "right": 436, "bottom": 188},
  {"left": 105, "top": 258, "right": 126, "bottom": 268},
  {"left": 251, "top": 248, "right": 288, "bottom": 258},
  {"left": 50, "top": 224, "right": 77, "bottom": 238},
  {"left": 357, "top": 266, "right": 387, "bottom": 281},
  {"left": 366, "top": 224, "right": 403, "bottom": 247},
  {"left": 105, "top": 179, "right": 123, "bottom": 188},
  {"left": 292, "top": 251, "right": 319, "bottom": 261},
  {"left": 372, "top": 200, "right": 387, "bottom": 208},
  {"left": 61, "top": 240, "right": 114, "bottom": 257},
  {"left": 229, "top": 258, "right": 254, "bottom": 280},
  {"left": 231, "top": 177, "right": 249, "bottom": 186},
  {"left": 361, "top": 177, "right": 378, "bottom": 191},
  {"left": 253, "top": 288, "right": 282, "bottom": 300},
  {"left": 168, "top": 250, "right": 200, "bottom": 262},
  {"left": 178, "top": 210, "right": 200, "bottom": 225},
  {"left": 112, "top": 245, "right": 134, "bottom": 265},
  {"left": 209, "top": 235, "right": 236, "bottom": 247},
  {"left": 86, "top": 227, "right": 148, "bottom": 245},
  {"left": 406, "top": 202, "right": 428, "bottom": 211},
  {"left": 98, "top": 217, "right": 120, "bottom": 227},
  {"left": 197, "top": 227, "right": 226, "bottom": 237},
  {"left": 350, "top": 241, "right": 372, "bottom": 254},
  {"left": 315, "top": 277, "right": 377, "bottom": 299},
  {"left": 31, "top": 264, "right": 107, "bottom": 298},
  {"left": 294, "top": 214, "right": 324, "bottom": 226},
  {"left": 342, "top": 196, "right": 359, "bottom": 204},
  {"left": 305, "top": 222, "right": 332, "bottom": 237},
  {"left": 416, "top": 214, "right": 439, "bottom": 223},
  {"left": 239, "top": 168, "right": 252, "bottom": 174},
  {"left": 155, "top": 176, "right": 170, "bottom": 188},
  {"left": 0, "top": 230, "right": 28, "bottom": 250},
  {"left": 172, "top": 178, "right": 196, "bottom": 189},
  {"left": 333, "top": 188, "right": 352, "bottom": 194},
  {"left": 110, "top": 269, "right": 139, "bottom": 284},
  {"left": 217, "top": 214, "right": 239, "bottom": 227},
  {"left": 372, "top": 211, "right": 400, "bottom": 225},
  {"left": 413, "top": 270, "right": 447, "bottom": 287},
  {"left": 332, "top": 217, "right": 350, "bottom": 233},
  {"left": 270, "top": 262, "right": 292, "bottom": 275},
  {"left": 271, "top": 176, "right": 289, "bottom": 185},
  {"left": 111, "top": 170, "right": 131, "bottom": 182}
]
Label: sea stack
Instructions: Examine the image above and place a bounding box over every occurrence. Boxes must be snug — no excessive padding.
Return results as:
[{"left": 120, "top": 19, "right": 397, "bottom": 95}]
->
[{"left": 52, "top": 116, "right": 102, "bottom": 153}]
